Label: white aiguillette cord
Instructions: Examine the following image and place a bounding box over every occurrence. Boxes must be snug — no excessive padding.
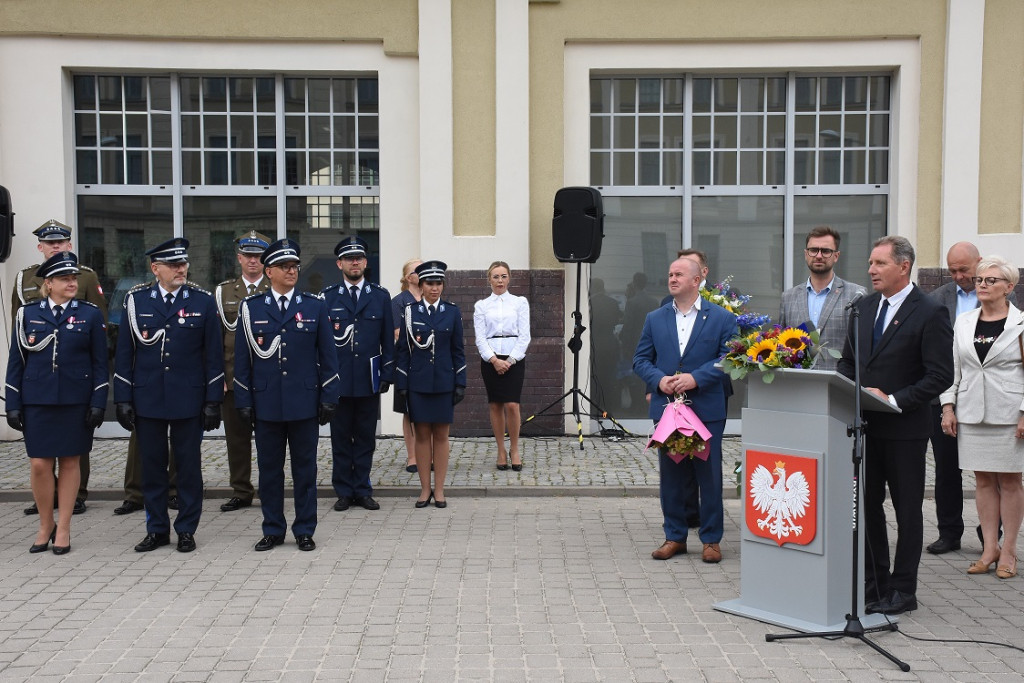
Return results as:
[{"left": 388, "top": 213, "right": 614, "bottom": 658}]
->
[{"left": 240, "top": 300, "right": 282, "bottom": 360}]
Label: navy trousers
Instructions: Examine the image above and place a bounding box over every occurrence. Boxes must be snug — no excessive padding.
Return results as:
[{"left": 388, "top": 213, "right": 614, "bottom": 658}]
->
[
  {"left": 329, "top": 395, "right": 378, "bottom": 498},
  {"left": 659, "top": 418, "right": 725, "bottom": 544},
  {"left": 136, "top": 415, "right": 203, "bottom": 535},
  {"left": 254, "top": 417, "right": 319, "bottom": 538}
]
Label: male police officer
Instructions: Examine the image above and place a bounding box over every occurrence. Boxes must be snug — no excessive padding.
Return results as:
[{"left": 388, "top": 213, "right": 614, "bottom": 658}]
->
[
  {"left": 15, "top": 220, "right": 107, "bottom": 516},
  {"left": 114, "top": 238, "right": 224, "bottom": 553},
  {"left": 234, "top": 238, "right": 339, "bottom": 552},
  {"left": 321, "top": 236, "right": 394, "bottom": 512},
  {"left": 214, "top": 230, "right": 272, "bottom": 512}
]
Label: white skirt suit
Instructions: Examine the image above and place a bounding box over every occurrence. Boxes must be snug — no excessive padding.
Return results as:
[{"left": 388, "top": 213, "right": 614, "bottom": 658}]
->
[{"left": 940, "top": 304, "right": 1024, "bottom": 473}]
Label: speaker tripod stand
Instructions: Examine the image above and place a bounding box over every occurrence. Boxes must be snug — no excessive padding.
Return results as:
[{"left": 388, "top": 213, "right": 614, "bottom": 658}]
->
[{"left": 523, "top": 261, "right": 630, "bottom": 449}]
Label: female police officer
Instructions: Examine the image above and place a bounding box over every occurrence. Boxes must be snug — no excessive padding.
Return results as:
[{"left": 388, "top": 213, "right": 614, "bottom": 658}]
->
[
  {"left": 6, "top": 252, "right": 108, "bottom": 555},
  {"left": 394, "top": 261, "right": 466, "bottom": 508}
]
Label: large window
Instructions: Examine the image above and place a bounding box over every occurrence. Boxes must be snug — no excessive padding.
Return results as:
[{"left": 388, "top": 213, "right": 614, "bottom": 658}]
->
[
  {"left": 73, "top": 73, "right": 381, "bottom": 318},
  {"left": 588, "top": 73, "right": 891, "bottom": 421}
]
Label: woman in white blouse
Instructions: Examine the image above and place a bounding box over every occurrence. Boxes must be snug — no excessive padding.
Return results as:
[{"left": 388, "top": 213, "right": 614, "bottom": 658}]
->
[{"left": 473, "top": 261, "right": 531, "bottom": 471}]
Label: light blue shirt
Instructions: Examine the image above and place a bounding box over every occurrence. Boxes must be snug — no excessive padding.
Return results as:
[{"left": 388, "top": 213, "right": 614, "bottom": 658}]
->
[
  {"left": 805, "top": 277, "right": 834, "bottom": 328},
  {"left": 955, "top": 286, "right": 978, "bottom": 318}
]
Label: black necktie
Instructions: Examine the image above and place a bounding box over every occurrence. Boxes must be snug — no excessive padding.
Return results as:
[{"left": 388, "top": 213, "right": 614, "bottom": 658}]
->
[
  {"left": 349, "top": 285, "right": 359, "bottom": 303},
  {"left": 247, "top": 284, "right": 256, "bottom": 296},
  {"left": 872, "top": 299, "right": 889, "bottom": 350},
  {"left": 428, "top": 304, "right": 436, "bottom": 316},
  {"left": 53, "top": 305, "right": 63, "bottom": 319},
  {"left": 279, "top": 295, "right": 288, "bottom": 314},
  {"left": 165, "top": 293, "right": 174, "bottom": 309}
]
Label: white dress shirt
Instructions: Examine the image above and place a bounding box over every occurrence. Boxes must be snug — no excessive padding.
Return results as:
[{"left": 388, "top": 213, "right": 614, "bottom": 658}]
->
[
  {"left": 473, "top": 291, "right": 531, "bottom": 361},
  {"left": 673, "top": 295, "right": 702, "bottom": 354}
]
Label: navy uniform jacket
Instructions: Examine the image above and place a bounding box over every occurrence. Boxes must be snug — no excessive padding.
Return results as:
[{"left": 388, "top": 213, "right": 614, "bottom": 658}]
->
[
  {"left": 5, "top": 299, "right": 109, "bottom": 410},
  {"left": 233, "top": 291, "right": 340, "bottom": 421},
  {"left": 320, "top": 281, "right": 395, "bottom": 397},
  {"left": 395, "top": 299, "right": 467, "bottom": 393},
  {"left": 113, "top": 282, "right": 225, "bottom": 419}
]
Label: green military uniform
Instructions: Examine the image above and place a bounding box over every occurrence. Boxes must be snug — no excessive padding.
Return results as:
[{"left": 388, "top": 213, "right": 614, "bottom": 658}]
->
[
  {"left": 216, "top": 230, "right": 272, "bottom": 509},
  {"left": 12, "top": 220, "right": 108, "bottom": 507}
]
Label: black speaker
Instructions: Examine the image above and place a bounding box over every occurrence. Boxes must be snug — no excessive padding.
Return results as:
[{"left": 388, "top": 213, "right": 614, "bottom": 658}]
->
[
  {"left": 0, "top": 185, "right": 13, "bottom": 264},
  {"left": 552, "top": 186, "right": 603, "bottom": 263}
]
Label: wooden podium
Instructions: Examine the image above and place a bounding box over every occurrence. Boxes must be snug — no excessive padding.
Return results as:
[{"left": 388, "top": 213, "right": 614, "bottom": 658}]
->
[{"left": 714, "top": 368, "right": 899, "bottom": 632}]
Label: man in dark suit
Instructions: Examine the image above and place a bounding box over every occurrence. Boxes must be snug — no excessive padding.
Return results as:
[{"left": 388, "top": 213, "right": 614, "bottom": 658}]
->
[
  {"left": 234, "top": 239, "right": 340, "bottom": 552},
  {"left": 633, "top": 257, "right": 738, "bottom": 564},
  {"left": 114, "top": 238, "right": 224, "bottom": 554},
  {"left": 838, "top": 235, "right": 953, "bottom": 615},
  {"left": 214, "top": 230, "right": 272, "bottom": 512},
  {"left": 778, "top": 225, "right": 866, "bottom": 371},
  {"left": 321, "top": 236, "right": 394, "bottom": 513}
]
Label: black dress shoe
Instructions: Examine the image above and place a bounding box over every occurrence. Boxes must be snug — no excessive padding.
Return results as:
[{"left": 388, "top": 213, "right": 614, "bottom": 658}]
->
[
  {"left": 135, "top": 532, "right": 171, "bottom": 552},
  {"left": 882, "top": 590, "right": 917, "bottom": 615},
  {"left": 167, "top": 495, "right": 179, "bottom": 511},
  {"left": 296, "top": 535, "right": 316, "bottom": 551},
  {"left": 415, "top": 491, "right": 433, "bottom": 508},
  {"left": 177, "top": 532, "right": 196, "bottom": 553},
  {"left": 405, "top": 464, "right": 417, "bottom": 473},
  {"left": 864, "top": 597, "right": 886, "bottom": 614},
  {"left": 333, "top": 496, "right": 353, "bottom": 511},
  {"left": 254, "top": 534, "right": 285, "bottom": 551},
  {"left": 24, "top": 502, "right": 38, "bottom": 515},
  {"left": 926, "top": 537, "right": 961, "bottom": 554},
  {"left": 219, "top": 497, "right": 252, "bottom": 512},
  {"left": 52, "top": 535, "right": 71, "bottom": 555},
  {"left": 29, "top": 527, "right": 56, "bottom": 554},
  {"left": 496, "top": 462, "right": 510, "bottom": 471},
  {"left": 434, "top": 498, "right": 447, "bottom": 509},
  {"left": 354, "top": 496, "right": 380, "bottom": 511},
  {"left": 73, "top": 499, "right": 87, "bottom": 515},
  {"left": 114, "top": 500, "right": 144, "bottom": 515},
  {"left": 511, "top": 463, "right": 523, "bottom": 472}
]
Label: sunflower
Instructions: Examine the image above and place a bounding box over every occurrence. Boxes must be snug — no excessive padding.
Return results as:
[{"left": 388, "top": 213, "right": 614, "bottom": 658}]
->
[
  {"left": 777, "top": 328, "right": 808, "bottom": 352},
  {"left": 746, "top": 338, "right": 778, "bottom": 364}
]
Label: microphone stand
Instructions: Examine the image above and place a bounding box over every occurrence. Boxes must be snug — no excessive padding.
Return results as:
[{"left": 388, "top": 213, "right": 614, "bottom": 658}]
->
[{"left": 764, "top": 297, "right": 909, "bottom": 672}]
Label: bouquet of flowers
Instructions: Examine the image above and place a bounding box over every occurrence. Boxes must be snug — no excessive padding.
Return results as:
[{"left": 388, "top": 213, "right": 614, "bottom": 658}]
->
[
  {"left": 719, "top": 322, "right": 831, "bottom": 383},
  {"left": 647, "top": 395, "right": 712, "bottom": 463},
  {"left": 700, "top": 276, "right": 770, "bottom": 333}
]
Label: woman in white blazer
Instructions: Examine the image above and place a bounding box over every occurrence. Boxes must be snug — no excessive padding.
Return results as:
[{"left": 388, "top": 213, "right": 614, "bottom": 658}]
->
[{"left": 940, "top": 256, "right": 1024, "bottom": 580}]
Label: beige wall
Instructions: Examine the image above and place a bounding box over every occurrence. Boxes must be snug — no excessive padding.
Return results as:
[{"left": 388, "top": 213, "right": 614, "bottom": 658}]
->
[
  {"left": 979, "top": 0, "right": 1024, "bottom": 235},
  {"left": 527, "top": 0, "right": 950, "bottom": 267}
]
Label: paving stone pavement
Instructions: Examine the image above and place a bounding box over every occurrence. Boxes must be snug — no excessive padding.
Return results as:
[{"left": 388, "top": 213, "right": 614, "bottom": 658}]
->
[{"left": 0, "top": 436, "right": 1016, "bottom": 681}]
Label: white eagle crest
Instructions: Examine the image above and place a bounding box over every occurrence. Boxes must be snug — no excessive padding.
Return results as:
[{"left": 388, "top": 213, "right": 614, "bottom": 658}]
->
[{"left": 749, "top": 460, "right": 810, "bottom": 539}]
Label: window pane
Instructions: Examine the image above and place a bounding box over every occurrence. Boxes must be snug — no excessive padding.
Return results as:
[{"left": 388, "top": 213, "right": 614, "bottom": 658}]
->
[
  {"left": 765, "top": 150, "right": 785, "bottom": 185},
  {"left": 844, "top": 150, "right": 865, "bottom": 184},
  {"left": 101, "top": 150, "right": 124, "bottom": 183},
  {"left": 613, "top": 116, "right": 635, "bottom": 148},
  {"left": 870, "top": 76, "right": 890, "bottom": 111},
  {"left": 715, "top": 78, "right": 738, "bottom": 112},
  {"left": 638, "top": 152, "right": 660, "bottom": 185},
  {"left": 76, "top": 150, "right": 98, "bottom": 184},
  {"left": 99, "top": 114, "right": 123, "bottom": 146},
  {"left": 152, "top": 114, "right": 172, "bottom": 147},
  {"left": 692, "top": 116, "right": 711, "bottom": 149},
  {"left": 284, "top": 78, "right": 305, "bottom": 112},
  {"left": 739, "top": 78, "right": 763, "bottom": 112},
  {"left": 663, "top": 115, "right": 683, "bottom": 148},
  {"left": 794, "top": 114, "right": 815, "bottom": 147},
  {"left": 692, "top": 151, "right": 711, "bottom": 185},
  {"left": 591, "top": 115, "right": 611, "bottom": 148},
  {"left": 334, "top": 151, "right": 356, "bottom": 184},
  {"left": 869, "top": 150, "right": 889, "bottom": 184},
  {"left": 181, "top": 115, "right": 201, "bottom": 148},
  {"left": 235, "top": 151, "right": 254, "bottom": 185},
  {"left": 126, "top": 151, "right": 148, "bottom": 184},
  {"left": 206, "top": 151, "right": 229, "bottom": 184},
  {"left": 795, "top": 77, "right": 816, "bottom": 112},
  {"left": 766, "top": 78, "right": 786, "bottom": 112},
  {"left": 359, "top": 151, "right": 380, "bottom": 185},
  {"left": 590, "top": 79, "right": 611, "bottom": 114},
  {"left": 793, "top": 195, "right": 886, "bottom": 287},
  {"left": 869, "top": 113, "right": 889, "bottom": 147},
  {"left": 794, "top": 150, "right": 815, "bottom": 184},
  {"left": 183, "top": 196, "right": 278, "bottom": 286},
  {"left": 286, "top": 195, "right": 381, "bottom": 291},
  {"left": 308, "top": 78, "right": 331, "bottom": 113},
  {"left": 76, "top": 113, "right": 97, "bottom": 146},
  {"left": 152, "top": 151, "right": 172, "bottom": 185},
  {"left": 257, "top": 151, "right": 276, "bottom": 185},
  {"left": 845, "top": 77, "right": 868, "bottom": 111},
  {"left": 98, "top": 76, "right": 122, "bottom": 111},
  {"left": 257, "top": 116, "right": 277, "bottom": 148},
  {"left": 180, "top": 77, "right": 201, "bottom": 112},
  {"left": 820, "top": 77, "right": 843, "bottom": 111},
  {"left": 230, "top": 78, "right": 254, "bottom": 112},
  {"left": 205, "top": 115, "right": 228, "bottom": 148},
  {"left": 124, "top": 114, "right": 148, "bottom": 147},
  {"left": 739, "top": 115, "right": 763, "bottom": 148},
  {"left": 766, "top": 114, "right": 786, "bottom": 147},
  {"left": 714, "top": 150, "right": 737, "bottom": 185},
  {"left": 182, "top": 150, "right": 202, "bottom": 184},
  {"left": 588, "top": 196, "right": 683, "bottom": 419},
  {"left": 151, "top": 77, "right": 171, "bottom": 111},
  {"left": 614, "top": 79, "right": 636, "bottom": 113},
  {"left": 739, "top": 151, "right": 763, "bottom": 185},
  {"left": 231, "top": 115, "right": 255, "bottom": 148},
  {"left": 818, "top": 115, "right": 841, "bottom": 147},
  {"left": 664, "top": 78, "right": 684, "bottom": 113},
  {"left": 638, "top": 116, "right": 660, "bottom": 149},
  {"left": 693, "top": 79, "right": 712, "bottom": 113},
  {"left": 663, "top": 152, "right": 683, "bottom": 185},
  {"left": 844, "top": 114, "right": 866, "bottom": 147},
  {"left": 590, "top": 152, "right": 611, "bottom": 185},
  {"left": 819, "top": 150, "right": 841, "bottom": 183},
  {"left": 308, "top": 116, "right": 331, "bottom": 148},
  {"left": 124, "top": 77, "right": 147, "bottom": 112},
  {"left": 714, "top": 115, "right": 737, "bottom": 148},
  {"left": 255, "top": 77, "right": 276, "bottom": 112},
  {"left": 358, "top": 79, "right": 379, "bottom": 113},
  {"left": 285, "top": 115, "right": 305, "bottom": 148},
  {"left": 203, "top": 77, "right": 227, "bottom": 112},
  {"left": 309, "top": 151, "right": 331, "bottom": 184},
  {"left": 638, "top": 79, "right": 661, "bottom": 113},
  {"left": 285, "top": 151, "right": 305, "bottom": 185},
  {"left": 74, "top": 76, "right": 96, "bottom": 110},
  {"left": 357, "top": 115, "right": 378, "bottom": 149},
  {"left": 613, "top": 152, "right": 635, "bottom": 185}
]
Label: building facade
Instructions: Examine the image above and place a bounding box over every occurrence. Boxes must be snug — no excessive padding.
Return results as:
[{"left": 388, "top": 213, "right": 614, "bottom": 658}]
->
[{"left": 1, "top": 0, "right": 1022, "bottom": 436}]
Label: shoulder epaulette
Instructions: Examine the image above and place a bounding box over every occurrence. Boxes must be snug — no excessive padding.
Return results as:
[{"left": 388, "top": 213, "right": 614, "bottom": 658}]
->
[
  {"left": 77, "top": 300, "right": 99, "bottom": 309},
  {"left": 79, "top": 264, "right": 96, "bottom": 273},
  {"left": 127, "top": 281, "right": 153, "bottom": 294},
  {"left": 241, "top": 290, "right": 263, "bottom": 301},
  {"left": 320, "top": 283, "right": 342, "bottom": 295},
  {"left": 217, "top": 278, "right": 233, "bottom": 288},
  {"left": 302, "top": 291, "right": 321, "bottom": 300},
  {"left": 186, "top": 281, "right": 211, "bottom": 296},
  {"left": 22, "top": 264, "right": 40, "bottom": 273}
]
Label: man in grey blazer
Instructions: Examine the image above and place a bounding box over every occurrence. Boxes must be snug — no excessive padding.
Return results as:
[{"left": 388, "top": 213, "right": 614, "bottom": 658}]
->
[{"left": 778, "top": 226, "right": 866, "bottom": 370}]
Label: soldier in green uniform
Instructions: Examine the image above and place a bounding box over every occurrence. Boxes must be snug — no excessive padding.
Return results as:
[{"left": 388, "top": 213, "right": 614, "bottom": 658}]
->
[
  {"left": 14, "top": 220, "right": 107, "bottom": 516},
  {"left": 214, "top": 230, "right": 272, "bottom": 511}
]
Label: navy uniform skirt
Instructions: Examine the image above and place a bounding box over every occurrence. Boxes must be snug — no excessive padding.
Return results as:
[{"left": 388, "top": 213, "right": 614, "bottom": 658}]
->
[
  {"left": 408, "top": 391, "right": 454, "bottom": 425},
  {"left": 23, "top": 404, "right": 94, "bottom": 458}
]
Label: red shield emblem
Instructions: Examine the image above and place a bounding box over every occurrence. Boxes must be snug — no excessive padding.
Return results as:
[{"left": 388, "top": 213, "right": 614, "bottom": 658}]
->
[
  {"left": 744, "top": 449, "right": 817, "bottom": 546},
  {"left": 27, "top": 334, "right": 35, "bottom": 344},
  {"left": 142, "top": 330, "right": 149, "bottom": 340},
  {"left": 257, "top": 336, "right": 264, "bottom": 346}
]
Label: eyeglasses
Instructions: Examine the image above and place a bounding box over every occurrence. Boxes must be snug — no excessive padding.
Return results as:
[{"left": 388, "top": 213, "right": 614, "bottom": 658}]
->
[
  {"left": 805, "top": 247, "right": 837, "bottom": 257},
  {"left": 273, "top": 263, "right": 300, "bottom": 273},
  {"left": 971, "top": 276, "right": 1008, "bottom": 286}
]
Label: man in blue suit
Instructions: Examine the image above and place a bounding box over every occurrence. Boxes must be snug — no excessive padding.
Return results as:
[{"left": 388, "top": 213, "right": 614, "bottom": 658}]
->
[
  {"left": 633, "top": 257, "right": 738, "bottom": 564},
  {"left": 234, "top": 238, "right": 340, "bottom": 552},
  {"left": 114, "top": 238, "right": 224, "bottom": 554},
  {"left": 321, "top": 236, "right": 395, "bottom": 512}
]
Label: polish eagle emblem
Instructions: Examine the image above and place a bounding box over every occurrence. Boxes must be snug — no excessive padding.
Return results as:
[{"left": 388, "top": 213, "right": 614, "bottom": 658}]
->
[{"left": 749, "top": 460, "right": 810, "bottom": 541}]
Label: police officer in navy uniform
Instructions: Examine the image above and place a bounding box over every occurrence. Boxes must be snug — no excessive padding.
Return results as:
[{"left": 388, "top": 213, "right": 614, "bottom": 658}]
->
[
  {"left": 14, "top": 220, "right": 107, "bottom": 517},
  {"left": 395, "top": 260, "right": 466, "bottom": 509},
  {"left": 321, "top": 236, "right": 395, "bottom": 512},
  {"left": 5, "top": 252, "right": 108, "bottom": 554},
  {"left": 114, "top": 238, "right": 224, "bottom": 554},
  {"left": 214, "top": 230, "right": 272, "bottom": 512},
  {"left": 234, "top": 238, "right": 340, "bottom": 552}
]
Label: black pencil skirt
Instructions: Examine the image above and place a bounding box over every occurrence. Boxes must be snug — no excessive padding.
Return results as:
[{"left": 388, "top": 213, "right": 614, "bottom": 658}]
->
[{"left": 480, "top": 355, "right": 526, "bottom": 403}]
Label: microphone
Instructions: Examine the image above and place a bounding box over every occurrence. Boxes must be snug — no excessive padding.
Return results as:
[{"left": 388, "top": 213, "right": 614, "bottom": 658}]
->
[{"left": 844, "top": 291, "right": 865, "bottom": 310}]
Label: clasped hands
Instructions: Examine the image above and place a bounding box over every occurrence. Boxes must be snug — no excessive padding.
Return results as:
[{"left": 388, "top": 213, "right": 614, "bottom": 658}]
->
[
  {"left": 658, "top": 373, "right": 696, "bottom": 396},
  {"left": 491, "top": 356, "right": 513, "bottom": 376}
]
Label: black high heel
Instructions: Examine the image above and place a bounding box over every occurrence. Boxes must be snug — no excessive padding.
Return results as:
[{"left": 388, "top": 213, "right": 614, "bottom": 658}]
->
[
  {"left": 30, "top": 526, "right": 56, "bottom": 554},
  {"left": 511, "top": 463, "right": 523, "bottom": 472},
  {"left": 53, "top": 532, "right": 71, "bottom": 556},
  {"left": 415, "top": 491, "right": 433, "bottom": 508}
]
